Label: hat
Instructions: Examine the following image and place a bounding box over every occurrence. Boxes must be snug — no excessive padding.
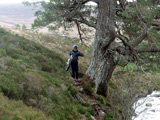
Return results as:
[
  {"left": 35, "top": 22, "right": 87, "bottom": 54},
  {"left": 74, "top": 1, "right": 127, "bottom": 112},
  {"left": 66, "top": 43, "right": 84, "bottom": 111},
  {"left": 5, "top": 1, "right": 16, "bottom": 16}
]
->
[{"left": 73, "top": 45, "right": 78, "bottom": 49}]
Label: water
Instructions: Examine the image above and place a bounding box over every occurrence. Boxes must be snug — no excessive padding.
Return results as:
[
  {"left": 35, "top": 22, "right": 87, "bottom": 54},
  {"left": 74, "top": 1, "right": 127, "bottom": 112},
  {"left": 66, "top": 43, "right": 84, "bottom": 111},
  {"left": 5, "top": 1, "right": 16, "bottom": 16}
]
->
[{"left": 132, "top": 91, "right": 160, "bottom": 120}]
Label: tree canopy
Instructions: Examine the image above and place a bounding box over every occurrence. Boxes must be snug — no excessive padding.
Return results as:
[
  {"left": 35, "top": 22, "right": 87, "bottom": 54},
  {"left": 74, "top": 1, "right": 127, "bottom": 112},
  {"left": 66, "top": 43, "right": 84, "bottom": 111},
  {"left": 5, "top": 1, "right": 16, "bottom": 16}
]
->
[{"left": 24, "top": 0, "right": 160, "bottom": 96}]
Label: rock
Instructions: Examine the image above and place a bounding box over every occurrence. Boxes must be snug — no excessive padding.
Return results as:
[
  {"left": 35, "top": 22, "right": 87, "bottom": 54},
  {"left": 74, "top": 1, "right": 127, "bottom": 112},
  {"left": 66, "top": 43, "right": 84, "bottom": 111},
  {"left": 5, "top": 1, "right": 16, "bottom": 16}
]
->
[
  {"left": 74, "top": 83, "right": 81, "bottom": 86},
  {"left": 146, "top": 103, "right": 152, "bottom": 107},
  {"left": 79, "top": 88, "right": 83, "bottom": 92},
  {"left": 75, "top": 79, "right": 81, "bottom": 82},
  {"left": 100, "top": 110, "right": 105, "bottom": 115},
  {"left": 91, "top": 116, "right": 96, "bottom": 120},
  {"left": 98, "top": 110, "right": 106, "bottom": 120}
]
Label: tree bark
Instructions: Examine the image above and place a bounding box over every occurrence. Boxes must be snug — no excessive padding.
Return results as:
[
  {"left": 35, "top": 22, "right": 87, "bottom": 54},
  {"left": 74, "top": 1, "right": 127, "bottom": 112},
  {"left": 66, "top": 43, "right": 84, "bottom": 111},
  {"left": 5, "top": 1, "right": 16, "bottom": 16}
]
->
[{"left": 86, "top": 0, "right": 117, "bottom": 96}]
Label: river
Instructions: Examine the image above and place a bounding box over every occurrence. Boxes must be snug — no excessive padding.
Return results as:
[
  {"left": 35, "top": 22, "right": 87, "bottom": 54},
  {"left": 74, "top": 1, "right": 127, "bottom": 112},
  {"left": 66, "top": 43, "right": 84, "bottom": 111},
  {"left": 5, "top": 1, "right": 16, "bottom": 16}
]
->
[{"left": 132, "top": 91, "right": 160, "bottom": 120}]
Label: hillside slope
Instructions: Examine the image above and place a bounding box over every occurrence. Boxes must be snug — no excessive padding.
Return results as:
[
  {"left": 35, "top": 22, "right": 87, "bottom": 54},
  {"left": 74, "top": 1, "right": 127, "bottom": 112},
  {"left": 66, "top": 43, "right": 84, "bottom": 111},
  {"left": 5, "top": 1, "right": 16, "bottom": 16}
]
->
[
  {"left": 0, "top": 28, "right": 160, "bottom": 120},
  {"left": 0, "top": 28, "right": 95, "bottom": 120},
  {"left": 0, "top": 93, "right": 51, "bottom": 120}
]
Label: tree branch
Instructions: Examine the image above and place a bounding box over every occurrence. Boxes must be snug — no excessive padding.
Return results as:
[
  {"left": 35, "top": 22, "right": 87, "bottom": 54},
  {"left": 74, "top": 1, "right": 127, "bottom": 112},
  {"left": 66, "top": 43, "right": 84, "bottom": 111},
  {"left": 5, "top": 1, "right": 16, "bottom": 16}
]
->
[
  {"left": 71, "top": 17, "right": 96, "bottom": 29},
  {"left": 137, "top": 48, "right": 160, "bottom": 53},
  {"left": 131, "top": 28, "right": 148, "bottom": 47},
  {"left": 61, "top": 0, "right": 97, "bottom": 29},
  {"left": 75, "top": 21, "right": 83, "bottom": 42},
  {"left": 151, "top": 26, "right": 160, "bottom": 31},
  {"left": 132, "top": 26, "right": 160, "bottom": 47},
  {"left": 116, "top": 34, "right": 141, "bottom": 64}
]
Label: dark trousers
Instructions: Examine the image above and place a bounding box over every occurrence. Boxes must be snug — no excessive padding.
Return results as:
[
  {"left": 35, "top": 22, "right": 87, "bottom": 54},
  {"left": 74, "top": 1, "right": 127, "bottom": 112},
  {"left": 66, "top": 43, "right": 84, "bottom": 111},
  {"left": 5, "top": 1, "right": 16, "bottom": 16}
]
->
[
  {"left": 72, "top": 70, "right": 78, "bottom": 79},
  {"left": 71, "top": 61, "right": 79, "bottom": 79}
]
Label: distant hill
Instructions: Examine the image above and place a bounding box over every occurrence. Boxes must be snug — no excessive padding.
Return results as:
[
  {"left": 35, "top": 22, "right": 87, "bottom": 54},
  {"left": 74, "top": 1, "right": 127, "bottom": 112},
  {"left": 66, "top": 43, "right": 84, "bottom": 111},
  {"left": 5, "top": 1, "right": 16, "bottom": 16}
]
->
[
  {"left": 0, "top": 3, "right": 37, "bottom": 28},
  {"left": 0, "top": 3, "right": 95, "bottom": 40}
]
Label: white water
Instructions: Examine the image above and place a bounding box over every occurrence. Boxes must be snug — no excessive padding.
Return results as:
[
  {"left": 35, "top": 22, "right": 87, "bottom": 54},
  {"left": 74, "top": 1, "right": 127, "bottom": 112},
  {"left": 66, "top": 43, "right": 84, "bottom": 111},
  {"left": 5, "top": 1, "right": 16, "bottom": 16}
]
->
[{"left": 132, "top": 91, "right": 160, "bottom": 120}]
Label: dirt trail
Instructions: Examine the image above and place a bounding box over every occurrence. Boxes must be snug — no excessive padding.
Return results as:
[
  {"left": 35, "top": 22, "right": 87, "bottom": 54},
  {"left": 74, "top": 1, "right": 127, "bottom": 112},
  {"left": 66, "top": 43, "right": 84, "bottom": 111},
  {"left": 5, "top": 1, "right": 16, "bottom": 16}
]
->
[{"left": 72, "top": 79, "right": 106, "bottom": 120}]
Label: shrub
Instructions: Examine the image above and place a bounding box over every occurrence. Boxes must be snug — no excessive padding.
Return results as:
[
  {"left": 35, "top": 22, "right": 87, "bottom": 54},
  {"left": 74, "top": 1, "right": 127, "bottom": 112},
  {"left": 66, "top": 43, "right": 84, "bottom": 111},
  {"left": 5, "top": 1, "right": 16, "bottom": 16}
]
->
[
  {"left": 85, "top": 113, "right": 92, "bottom": 120},
  {"left": 105, "top": 113, "right": 114, "bottom": 120},
  {"left": 0, "top": 48, "right": 6, "bottom": 57},
  {"left": 88, "top": 106, "right": 95, "bottom": 116},
  {"left": 13, "top": 115, "right": 23, "bottom": 120},
  {"left": 68, "top": 85, "right": 78, "bottom": 96},
  {"left": 77, "top": 105, "right": 86, "bottom": 114},
  {"left": 0, "top": 73, "right": 23, "bottom": 100}
]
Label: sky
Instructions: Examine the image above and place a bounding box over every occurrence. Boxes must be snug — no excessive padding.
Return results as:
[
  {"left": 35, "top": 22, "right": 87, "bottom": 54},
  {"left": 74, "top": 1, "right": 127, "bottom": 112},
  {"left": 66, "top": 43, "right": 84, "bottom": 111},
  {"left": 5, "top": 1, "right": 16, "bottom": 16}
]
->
[
  {"left": 0, "top": 0, "right": 26, "bottom": 4},
  {"left": 0, "top": 0, "right": 49, "bottom": 4},
  {"left": 0, "top": 0, "right": 94, "bottom": 5},
  {"left": 0, "top": 0, "right": 134, "bottom": 4}
]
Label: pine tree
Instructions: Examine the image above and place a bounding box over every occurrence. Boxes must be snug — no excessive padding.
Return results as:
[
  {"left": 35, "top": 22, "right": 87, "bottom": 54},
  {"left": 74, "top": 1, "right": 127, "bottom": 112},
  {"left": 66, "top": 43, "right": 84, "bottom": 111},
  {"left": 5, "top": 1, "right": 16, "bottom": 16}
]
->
[{"left": 24, "top": 0, "right": 160, "bottom": 96}]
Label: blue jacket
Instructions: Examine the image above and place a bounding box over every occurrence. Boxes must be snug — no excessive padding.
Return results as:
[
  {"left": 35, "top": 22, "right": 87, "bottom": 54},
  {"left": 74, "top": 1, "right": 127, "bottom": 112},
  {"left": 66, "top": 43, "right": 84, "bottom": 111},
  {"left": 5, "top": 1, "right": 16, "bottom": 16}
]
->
[{"left": 69, "top": 50, "right": 84, "bottom": 62}]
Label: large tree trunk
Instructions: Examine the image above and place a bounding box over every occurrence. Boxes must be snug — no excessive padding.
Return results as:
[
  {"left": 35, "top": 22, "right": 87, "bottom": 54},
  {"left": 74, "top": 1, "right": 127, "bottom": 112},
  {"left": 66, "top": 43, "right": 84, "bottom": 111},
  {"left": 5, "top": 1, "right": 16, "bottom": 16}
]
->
[{"left": 86, "top": 0, "right": 117, "bottom": 96}]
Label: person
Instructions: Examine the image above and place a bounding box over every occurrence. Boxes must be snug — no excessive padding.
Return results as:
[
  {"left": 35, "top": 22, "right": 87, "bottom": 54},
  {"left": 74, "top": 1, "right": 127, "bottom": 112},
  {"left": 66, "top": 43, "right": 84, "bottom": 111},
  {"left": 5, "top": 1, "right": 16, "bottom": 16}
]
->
[{"left": 69, "top": 45, "right": 84, "bottom": 80}]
